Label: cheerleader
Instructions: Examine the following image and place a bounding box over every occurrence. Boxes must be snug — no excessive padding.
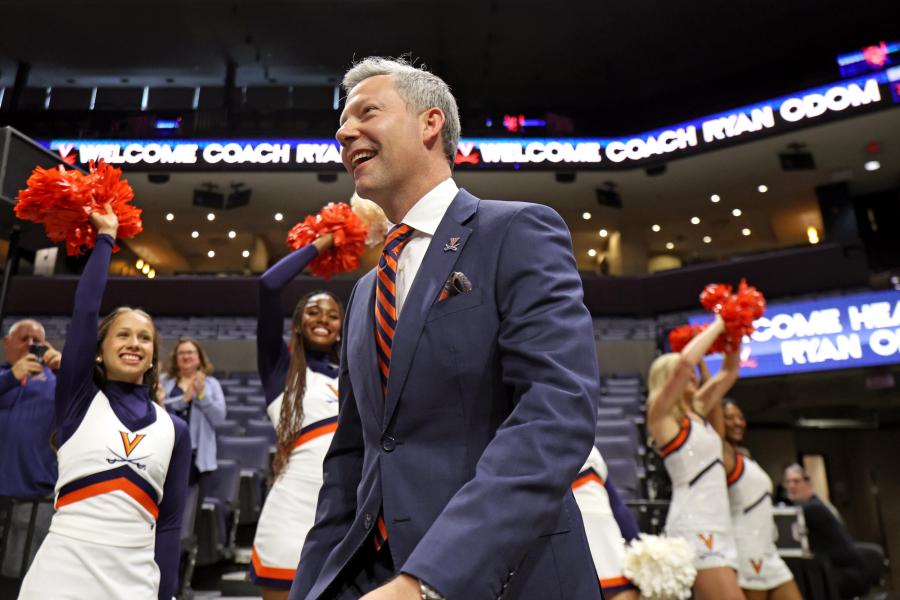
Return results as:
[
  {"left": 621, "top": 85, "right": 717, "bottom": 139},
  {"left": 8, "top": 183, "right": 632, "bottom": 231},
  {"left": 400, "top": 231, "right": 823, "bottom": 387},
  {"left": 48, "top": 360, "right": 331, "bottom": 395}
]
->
[
  {"left": 249, "top": 235, "right": 343, "bottom": 600},
  {"left": 572, "top": 446, "right": 641, "bottom": 600},
  {"left": 721, "top": 400, "right": 801, "bottom": 600},
  {"left": 646, "top": 315, "right": 744, "bottom": 600},
  {"left": 19, "top": 205, "right": 192, "bottom": 600}
]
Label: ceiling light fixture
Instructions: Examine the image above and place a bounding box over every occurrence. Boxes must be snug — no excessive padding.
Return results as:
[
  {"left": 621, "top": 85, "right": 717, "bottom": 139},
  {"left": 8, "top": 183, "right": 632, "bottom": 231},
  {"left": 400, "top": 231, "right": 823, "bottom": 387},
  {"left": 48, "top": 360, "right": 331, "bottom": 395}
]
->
[{"left": 864, "top": 160, "right": 881, "bottom": 172}]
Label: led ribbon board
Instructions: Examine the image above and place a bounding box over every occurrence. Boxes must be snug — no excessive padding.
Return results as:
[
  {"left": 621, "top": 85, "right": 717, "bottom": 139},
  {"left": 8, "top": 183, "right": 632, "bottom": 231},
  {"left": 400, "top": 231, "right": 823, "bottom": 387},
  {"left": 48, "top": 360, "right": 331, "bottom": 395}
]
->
[
  {"left": 42, "top": 72, "right": 900, "bottom": 172},
  {"left": 691, "top": 289, "right": 900, "bottom": 379}
]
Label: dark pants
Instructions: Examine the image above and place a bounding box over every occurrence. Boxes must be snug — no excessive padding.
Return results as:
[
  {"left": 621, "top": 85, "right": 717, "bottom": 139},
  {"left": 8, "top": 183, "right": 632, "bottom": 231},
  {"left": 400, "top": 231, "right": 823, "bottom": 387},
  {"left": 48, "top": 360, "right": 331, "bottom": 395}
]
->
[
  {"left": 834, "top": 566, "right": 870, "bottom": 600},
  {"left": 324, "top": 540, "right": 397, "bottom": 600},
  {"left": 0, "top": 498, "right": 54, "bottom": 579}
]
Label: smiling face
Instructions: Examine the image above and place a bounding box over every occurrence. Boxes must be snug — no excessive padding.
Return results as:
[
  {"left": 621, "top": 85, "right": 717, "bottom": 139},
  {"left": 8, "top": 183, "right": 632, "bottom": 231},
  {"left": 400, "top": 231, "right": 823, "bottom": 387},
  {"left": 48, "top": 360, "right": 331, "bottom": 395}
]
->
[
  {"left": 336, "top": 74, "right": 429, "bottom": 206},
  {"left": 175, "top": 340, "right": 201, "bottom": 375},
  {"left": 100, "top": 310, "right": 156, "bottom": 384},
  {"left": 723, "top": 402, "right": 747, "bottom": 445},
  {"left": 783, "top": 466, "right": 814, "bottom": 503},
  {"left": 298, "top": 294, "right": 342, "bottom": 353}
]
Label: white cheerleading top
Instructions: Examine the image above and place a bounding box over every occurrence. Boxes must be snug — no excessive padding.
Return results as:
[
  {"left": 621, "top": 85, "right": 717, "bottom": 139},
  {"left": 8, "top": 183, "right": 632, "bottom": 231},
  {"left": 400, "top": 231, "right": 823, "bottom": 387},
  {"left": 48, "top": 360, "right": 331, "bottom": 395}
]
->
[
  {"left": 727, "top": 452, "right": 777, "bottom": 549},
  {"left": 266, "top": 368, "right": 340, "bottom": 458},
  {"left": 52, "top": 391, "right": 175, "bottom": 547},
  {"left": 660, "top": 415, "right": 732, "bottom": 534}
]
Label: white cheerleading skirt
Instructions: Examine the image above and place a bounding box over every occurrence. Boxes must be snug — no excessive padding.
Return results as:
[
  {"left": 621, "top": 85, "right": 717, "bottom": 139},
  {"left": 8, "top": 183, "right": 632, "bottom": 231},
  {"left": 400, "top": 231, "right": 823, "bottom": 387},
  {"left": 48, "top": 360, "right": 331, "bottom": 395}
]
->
[
  {"left": 19, "top": 530, "right": 159, "bottom": 599},
  {"left": 250, "top": 432, "right": 332, "bottom": 589},
  {"left": 736, "top": 542, "right": 795, "bottom": 590}
]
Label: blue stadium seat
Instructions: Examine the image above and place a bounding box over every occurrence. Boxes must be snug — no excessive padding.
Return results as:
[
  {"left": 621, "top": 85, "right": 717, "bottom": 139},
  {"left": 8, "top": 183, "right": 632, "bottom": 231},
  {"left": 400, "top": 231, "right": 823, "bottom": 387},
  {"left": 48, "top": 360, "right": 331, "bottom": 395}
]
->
[
  {"left": 216, "top": 436, "right": 271, "bottom": 525},
  {"left": 596, "top": 406, "right": 626, "bottom": 420},
  {"left": 244, "top": 395, "right": 267, "bottom": 408},
  {"left": 225, "top": 405, "right": 265, "bottom": 427},
  {"left": 599, "top": 394, "right": 644, "bottom": 417},
  {"left": 196, "top": 459, "right": 240, "bottom": 566},
  {"left": 244, "top": 419, "right": 276, "bottom": 447},
  {"left": 595, "top": 435, "right": 639, "bottom": 462},
  {"left": 214, "top": 419, "right": 243, "bottom": 438},
  {"left": 606, "top": 458, "right": 641, "bottom": 501},
  {"left": 595, "top": 419, "right": 641, "bottom": 453}
]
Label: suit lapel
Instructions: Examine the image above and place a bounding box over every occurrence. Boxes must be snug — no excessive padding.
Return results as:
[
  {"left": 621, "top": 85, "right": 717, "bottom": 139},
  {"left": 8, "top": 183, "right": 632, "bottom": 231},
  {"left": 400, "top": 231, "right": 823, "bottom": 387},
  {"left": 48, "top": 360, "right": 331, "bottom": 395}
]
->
[
  {"left": 347, "top": 270, "right": 382, "bottom": 425},
  {"left": 383, "top": 190, "right": 479, "bottom": 428}
]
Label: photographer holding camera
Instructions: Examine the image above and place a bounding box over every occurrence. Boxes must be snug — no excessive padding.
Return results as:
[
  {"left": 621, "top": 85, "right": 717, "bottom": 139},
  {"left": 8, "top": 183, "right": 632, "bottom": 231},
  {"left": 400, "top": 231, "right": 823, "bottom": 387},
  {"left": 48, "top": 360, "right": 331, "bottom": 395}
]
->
[{"left": 0, "top": 319, "right": 61, "bottom": 579}]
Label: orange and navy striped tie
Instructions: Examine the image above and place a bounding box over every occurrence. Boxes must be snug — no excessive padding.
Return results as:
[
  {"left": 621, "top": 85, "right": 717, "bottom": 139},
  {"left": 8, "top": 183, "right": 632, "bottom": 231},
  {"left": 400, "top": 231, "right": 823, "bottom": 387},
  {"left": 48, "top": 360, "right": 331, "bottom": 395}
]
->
[
  {"left": 374, "top": 223, "right": 414, "bottom": 397},
  {"left": 372, "top": 223, "right": 413, "bottom": 552}
]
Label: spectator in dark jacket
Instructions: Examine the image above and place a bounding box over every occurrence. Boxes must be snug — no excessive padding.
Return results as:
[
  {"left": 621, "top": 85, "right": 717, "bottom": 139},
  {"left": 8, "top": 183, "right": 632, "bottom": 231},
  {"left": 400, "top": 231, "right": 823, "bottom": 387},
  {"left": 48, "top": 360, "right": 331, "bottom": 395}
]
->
[
  {"left": 0, "top": 319, "right": 61, "bottom": 577},
  {"left": 783, "top": 464, "right": 869, "bottom": 599}
]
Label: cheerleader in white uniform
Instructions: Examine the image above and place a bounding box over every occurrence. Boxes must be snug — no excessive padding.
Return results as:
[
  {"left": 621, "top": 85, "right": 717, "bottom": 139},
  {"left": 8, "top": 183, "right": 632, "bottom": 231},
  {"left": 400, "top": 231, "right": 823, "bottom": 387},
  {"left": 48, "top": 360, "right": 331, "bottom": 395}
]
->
[
  {"left": 722, "top": 400, "right": 801, "bottom": 600},
  {"left": 572, "top": 446, "right": 640, "bottom": 600},
  {"left": 646, "top": 315, "right": 744, "bottom": 600},
  {"left": 19, "top": 206, "right": 191, "bottom": 600},
  {"left": 249, "top": 235, "right": 343, "bottom": 600}
]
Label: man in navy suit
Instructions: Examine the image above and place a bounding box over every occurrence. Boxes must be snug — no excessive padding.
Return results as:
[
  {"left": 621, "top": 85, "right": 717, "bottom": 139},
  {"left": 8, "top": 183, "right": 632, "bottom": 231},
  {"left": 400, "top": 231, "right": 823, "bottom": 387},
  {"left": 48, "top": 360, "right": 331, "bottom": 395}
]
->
[{"left": 290, "top": 57, "right": 602, "bottom": 600}]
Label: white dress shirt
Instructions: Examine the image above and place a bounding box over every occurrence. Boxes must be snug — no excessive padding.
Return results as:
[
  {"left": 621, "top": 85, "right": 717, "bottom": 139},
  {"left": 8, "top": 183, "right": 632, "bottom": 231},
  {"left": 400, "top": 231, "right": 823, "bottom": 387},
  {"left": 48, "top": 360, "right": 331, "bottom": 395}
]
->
[{"left": 392, "top": 178, "right": 459, "bottom": 316}]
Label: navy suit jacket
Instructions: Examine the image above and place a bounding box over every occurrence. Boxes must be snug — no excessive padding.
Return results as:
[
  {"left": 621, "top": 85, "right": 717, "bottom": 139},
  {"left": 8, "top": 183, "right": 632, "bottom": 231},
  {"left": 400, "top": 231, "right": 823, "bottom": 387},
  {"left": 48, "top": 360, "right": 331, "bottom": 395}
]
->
[{"left": 290, "top": 189, "right": 602, "bottom": 600}]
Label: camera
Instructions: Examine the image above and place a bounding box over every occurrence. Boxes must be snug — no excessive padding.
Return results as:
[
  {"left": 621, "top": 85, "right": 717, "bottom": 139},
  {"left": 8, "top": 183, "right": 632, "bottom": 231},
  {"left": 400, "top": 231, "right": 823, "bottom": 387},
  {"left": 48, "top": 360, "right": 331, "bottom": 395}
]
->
[{"left": 29, "top": 343, "right": 48, "bottom": 359}]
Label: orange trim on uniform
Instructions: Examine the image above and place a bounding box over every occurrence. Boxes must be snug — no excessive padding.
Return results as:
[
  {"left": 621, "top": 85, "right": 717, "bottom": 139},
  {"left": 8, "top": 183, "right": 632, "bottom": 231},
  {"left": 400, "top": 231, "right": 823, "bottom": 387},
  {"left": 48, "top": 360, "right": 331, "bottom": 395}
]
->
[
  {"left": 600, "top": 576, "right": 631, "bottom": 589},
  {"left": 55, "top": 477, "right": 159, "bottom": 519},
  {"left": 250, "top": 546, "right": 296, "bottom": 580},
  {"left": 294, "top": 421, "right": 339, "bottom": 448},
  {"left": 572, "top": 470, "right": 605, "bottom": 490},
  {"left": 727, "top": 452, "right": 745, "bottom": 486},
  {"left": 660, "top": 416, "right": 691, "bottom": 457}
]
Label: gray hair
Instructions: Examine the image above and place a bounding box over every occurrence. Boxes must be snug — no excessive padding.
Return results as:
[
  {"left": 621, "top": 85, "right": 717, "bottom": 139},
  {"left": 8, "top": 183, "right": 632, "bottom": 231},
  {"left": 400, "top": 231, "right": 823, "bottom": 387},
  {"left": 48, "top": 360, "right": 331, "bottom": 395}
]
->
[
  {"left": 342, "top": 56, "right": 461, "bottom": 168},
  {"left": 784, "top": 463, "right": 810, "bottom": 480},
  {"left": 6, "top": 319, "right": 45, "bottom": 339}
]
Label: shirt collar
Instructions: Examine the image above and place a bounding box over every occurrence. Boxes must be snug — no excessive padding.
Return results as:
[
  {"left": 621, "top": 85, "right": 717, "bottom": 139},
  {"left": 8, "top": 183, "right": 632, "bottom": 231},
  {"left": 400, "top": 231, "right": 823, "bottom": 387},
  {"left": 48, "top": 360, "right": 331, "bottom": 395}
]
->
[{"left": 396, "top": 178, "right": 459, "bottom": 236}]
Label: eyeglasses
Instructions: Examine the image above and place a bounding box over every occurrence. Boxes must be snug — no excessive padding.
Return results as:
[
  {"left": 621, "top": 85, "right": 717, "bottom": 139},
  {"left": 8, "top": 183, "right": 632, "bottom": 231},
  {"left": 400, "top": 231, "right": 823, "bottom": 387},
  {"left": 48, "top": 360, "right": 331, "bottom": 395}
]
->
[{"left": 177, "top": 350, "right": 198, "bottom": 356}]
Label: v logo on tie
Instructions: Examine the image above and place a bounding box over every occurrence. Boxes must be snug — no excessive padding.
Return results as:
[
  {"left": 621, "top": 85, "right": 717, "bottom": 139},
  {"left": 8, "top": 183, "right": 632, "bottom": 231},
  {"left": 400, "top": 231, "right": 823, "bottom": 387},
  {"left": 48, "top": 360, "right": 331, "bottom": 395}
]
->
[{"left": 120, "top": 431, "right": 146, "bottom": 457}]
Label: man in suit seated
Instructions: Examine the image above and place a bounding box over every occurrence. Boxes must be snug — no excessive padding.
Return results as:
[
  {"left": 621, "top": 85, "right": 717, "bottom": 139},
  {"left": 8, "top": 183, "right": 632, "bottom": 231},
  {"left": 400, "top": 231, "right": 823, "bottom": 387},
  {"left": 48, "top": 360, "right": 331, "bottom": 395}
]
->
[
  {"left": 783, "top": 464, "right": 869, "bottom": 599},
  {"left": 289, "top": 57, "right": 602, "bottom": 600}
]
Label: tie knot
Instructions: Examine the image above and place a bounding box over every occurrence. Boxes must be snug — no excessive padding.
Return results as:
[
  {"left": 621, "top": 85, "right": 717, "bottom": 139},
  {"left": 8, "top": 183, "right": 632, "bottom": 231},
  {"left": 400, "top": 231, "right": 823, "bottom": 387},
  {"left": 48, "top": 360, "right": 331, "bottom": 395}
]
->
[{"left": 383, "top": 224, "right": 413, "bottom": 255}]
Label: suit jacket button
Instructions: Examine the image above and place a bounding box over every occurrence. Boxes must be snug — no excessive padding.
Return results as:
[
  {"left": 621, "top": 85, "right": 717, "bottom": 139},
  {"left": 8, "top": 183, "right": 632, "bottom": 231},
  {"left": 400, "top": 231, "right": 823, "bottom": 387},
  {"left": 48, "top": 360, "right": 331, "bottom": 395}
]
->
[
  {"left": 381, "top": 435, "right": 396, "bottom": 452},
  {"left": 363, "top": 513, "right": 372, "bottom": 530}
]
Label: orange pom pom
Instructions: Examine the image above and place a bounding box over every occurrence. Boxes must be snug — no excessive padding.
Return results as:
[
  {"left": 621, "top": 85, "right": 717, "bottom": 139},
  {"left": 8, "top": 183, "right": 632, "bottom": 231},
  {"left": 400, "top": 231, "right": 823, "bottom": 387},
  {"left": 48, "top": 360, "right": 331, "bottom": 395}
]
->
[
  {"left": 668, "top": 324, "right": 706, "bottom": 352},
  {"left": 697, "top": 279, "right": 766, "bottom": 354},
  {"left": 14, "top": 160, "right": 142, "bottom": 256},
  {"left": 286, "top": 202, "right": 369, "bottom": 279}
]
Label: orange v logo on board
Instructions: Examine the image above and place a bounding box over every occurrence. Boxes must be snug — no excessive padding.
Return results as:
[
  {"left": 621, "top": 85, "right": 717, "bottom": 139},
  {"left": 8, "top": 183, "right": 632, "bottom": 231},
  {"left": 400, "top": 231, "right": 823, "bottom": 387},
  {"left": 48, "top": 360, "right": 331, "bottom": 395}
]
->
[
  {"left": 698, "top": 533, "right": 714, "bottom": 550},
  {"left": 120, "top": 431, "right": 146, "bottom": 457},
  {"left": 751, "top": 559, "right": 764, "bottom": 574}
]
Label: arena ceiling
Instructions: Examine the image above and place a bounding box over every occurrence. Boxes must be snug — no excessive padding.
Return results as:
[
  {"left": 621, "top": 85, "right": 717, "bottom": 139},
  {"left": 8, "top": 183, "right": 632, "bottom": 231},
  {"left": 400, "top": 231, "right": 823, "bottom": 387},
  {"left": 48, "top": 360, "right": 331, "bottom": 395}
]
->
[
  {"left": 0, "top": 0, "right": 894, "bottom": 130},
  {"left": 0, "top": 1, "right": 897, "bottom": 274}
]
